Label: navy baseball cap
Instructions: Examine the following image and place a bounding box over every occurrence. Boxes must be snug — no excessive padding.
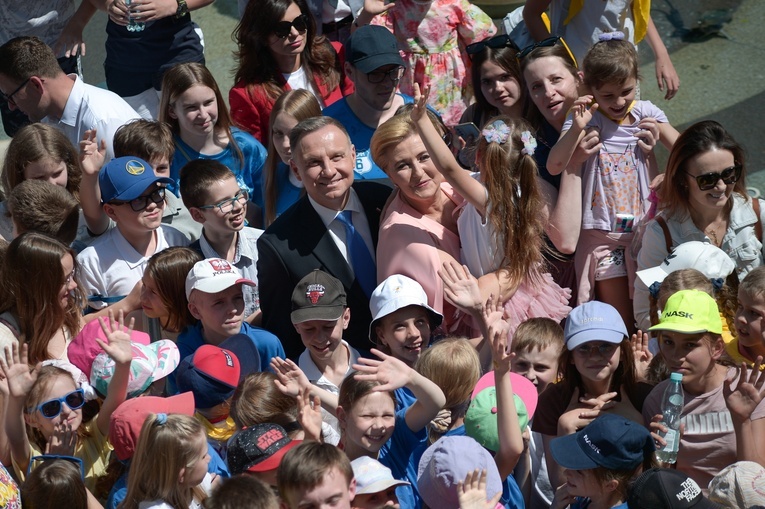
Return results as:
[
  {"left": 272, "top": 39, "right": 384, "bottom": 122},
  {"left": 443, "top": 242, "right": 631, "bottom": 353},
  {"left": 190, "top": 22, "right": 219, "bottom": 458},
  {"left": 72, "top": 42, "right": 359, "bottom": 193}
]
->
[
  {"left": 345, "top": 25, "right": 405, "bottom": 74},
  {"left": 564, "top": 301, "right": 628, "bottom": 350},
  {"left": 550, "top": 414, "right": 654, "bottom": 471},
  {"left": 99, "top": 156, "right": 173, "bottom": 204}
]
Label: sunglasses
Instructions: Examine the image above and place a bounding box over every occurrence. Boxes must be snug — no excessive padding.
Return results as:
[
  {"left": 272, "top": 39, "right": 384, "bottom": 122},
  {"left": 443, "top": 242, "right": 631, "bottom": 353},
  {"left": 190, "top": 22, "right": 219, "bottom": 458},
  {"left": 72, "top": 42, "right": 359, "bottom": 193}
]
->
[
  {"left": 1, "top": 77, "right": 30, "bottom": 106},
  {"left": 465, "top": 34, "right": 519, "bottom": 59},
  {"left": 112, "top": 187, "right": 166, "bottom": 212},
  {"left": 516, "top": 36, "right": 578, "bottom": 68},
  {"left": 32, "top": 389, "right": 85, "bottom": 419},
  {"left": 274, "top": 14, "right": 309, "bottom": 38},
  {"left": 573, "top": 342, "right": 619, "bottom": 357},
  {"left": 685, "top": 165, "right": 742, "bottom": 191},
  {"left": 27, "top": 455, "right": 85, "bottom": 479},
  {"left": 198, "top": 189, "right": 249, "bottom": 214},
  {"left": 367, "top": 66, "right": 404, "bottom": 84}
]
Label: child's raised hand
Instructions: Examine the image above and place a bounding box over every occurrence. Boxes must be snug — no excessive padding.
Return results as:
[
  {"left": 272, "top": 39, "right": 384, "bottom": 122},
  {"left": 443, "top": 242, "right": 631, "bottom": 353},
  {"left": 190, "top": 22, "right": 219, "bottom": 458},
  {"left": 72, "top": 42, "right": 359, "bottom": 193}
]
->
[
  {"left": 296, "top": 385, "right": 323, "bottom": 442},
  {"left": 362, "top": 0, "right": 395, "bottom": 17},
  {"left": 636, "top": 117, "right": 660, "bottom": 154},
  {"left": 96, "top": 310, "right": 134, "bottom": 366},
  {"left": 0, "top": 343, "right": 41, "bottom": 399},
  {"left": 45, "top": 421, "right": 77, "bottom": 456},
  {"left": 457, "top": 469, "right": 502, "bottom": 509},
  {"left": 487, "top": 307, "right": 513, "bottom": 373},
  {"left": 630, "top": 330, "right": 653, "bottom": 381},
  {"left": 270, "top": 357, "right": 311, "bottom": 397},
  {"left": 411, "top": 83, "right": 430, "bottom": 123},
  {"left": 79, "top": 129, "right": 106, "bottom": 178},
  {"left": 439, "top": 261, "right": 482, "bottom": 314},
  {"left": 724, "top": 358, "right": 765, "bottom": 423},
  {"left": 570, "top": 95, "right": 597, "bottom": 131},
  {"left": 353, "top": 348, "right": 412, "bottom": 392}
]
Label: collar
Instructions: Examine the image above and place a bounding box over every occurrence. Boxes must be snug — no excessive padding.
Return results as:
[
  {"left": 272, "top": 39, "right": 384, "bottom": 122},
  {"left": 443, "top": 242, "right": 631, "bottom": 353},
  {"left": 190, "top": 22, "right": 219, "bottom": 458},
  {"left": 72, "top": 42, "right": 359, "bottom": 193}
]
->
[
  {"left": 196, "top": 412, "right": 237, "bottom": 441},
  {"left": 58, "top": 74, "right": 83, "bottom": 127},
  {"left": 298, "top": 340, "right": 360, "bottom": 384},
  {"left": 112, "top": 227, "right": 162, "bottom": 270},
  {"left": 600, "top": 100, "right": 637, "bottom": 125},
  {"left": 308, "top": 188, "right": 363, "bottom": 229}
]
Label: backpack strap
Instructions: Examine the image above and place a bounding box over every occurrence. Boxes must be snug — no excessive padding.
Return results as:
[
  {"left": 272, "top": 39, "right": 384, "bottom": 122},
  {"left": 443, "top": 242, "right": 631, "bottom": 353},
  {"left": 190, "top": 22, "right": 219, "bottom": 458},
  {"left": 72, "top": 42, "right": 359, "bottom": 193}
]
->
[
  {"left": 655, "top": 216, "right": 672, "bottom": 253},
  {"left": 753, "top": 198, "right": 762, "bottom": 242},
  {"left": 0, "top": 311, "right": 21, "bottom": 339}
]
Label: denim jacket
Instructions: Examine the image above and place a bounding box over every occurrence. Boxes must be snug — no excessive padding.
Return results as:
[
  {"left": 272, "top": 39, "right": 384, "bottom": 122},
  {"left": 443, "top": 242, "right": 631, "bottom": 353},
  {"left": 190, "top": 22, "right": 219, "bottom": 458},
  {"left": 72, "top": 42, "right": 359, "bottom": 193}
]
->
[{"left": 634, "top": 193, "right": 765, "bottom": 331}]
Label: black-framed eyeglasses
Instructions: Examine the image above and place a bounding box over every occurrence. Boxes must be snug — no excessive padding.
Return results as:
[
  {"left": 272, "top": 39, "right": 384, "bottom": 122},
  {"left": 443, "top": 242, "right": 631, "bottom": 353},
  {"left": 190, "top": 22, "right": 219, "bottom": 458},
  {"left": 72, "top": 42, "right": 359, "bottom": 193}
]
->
[
  {"left": 516, "top": 36, "right": 578, "bottom": 68},
  {"left": 573, "top": 342, "right": 619, "bottom": 357},
  {"left": 27, "top": 455, "right": 85, "bottom": 479},
  {"left": 367, "top": 66, "right": 404, "bottom": 84},
  {"left": 465, "top": 34, "right": 519, "bottom": 59},
  {"left": 2, "top": 77, "right": 30, "bottom": 106},
  {"left": 112, "top": 187, "right": 166, "bottom": 212},
  {"left": 31, "top": 389, "right": 86, "bottom": 419},
  {"left": 274, "top": 14, "right": 309, "bottom": 38},
  {"left": 198, "top": 189, "right": 249, "bottom": 214},
  {"left": 685, "top": 165, "right": 742, "bottom": 191}
]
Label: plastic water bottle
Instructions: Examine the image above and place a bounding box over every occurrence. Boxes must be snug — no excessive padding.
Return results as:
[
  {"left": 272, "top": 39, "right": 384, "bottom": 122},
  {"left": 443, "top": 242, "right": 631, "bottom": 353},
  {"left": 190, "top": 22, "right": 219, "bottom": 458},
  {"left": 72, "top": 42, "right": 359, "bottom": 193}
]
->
[
  {"left": 125, "top": 0, "right": 145, "bottom": 32},
  {"left": 655, "top": 372, "right": 684, "bottom": 464}
]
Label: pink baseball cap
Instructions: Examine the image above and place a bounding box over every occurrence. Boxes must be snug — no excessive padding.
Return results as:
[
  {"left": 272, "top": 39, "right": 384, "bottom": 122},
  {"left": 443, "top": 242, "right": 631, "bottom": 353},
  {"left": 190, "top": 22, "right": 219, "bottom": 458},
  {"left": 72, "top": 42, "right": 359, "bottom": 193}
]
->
[{"left": 68, "top": 319, "right": 151, "bottom": 377}]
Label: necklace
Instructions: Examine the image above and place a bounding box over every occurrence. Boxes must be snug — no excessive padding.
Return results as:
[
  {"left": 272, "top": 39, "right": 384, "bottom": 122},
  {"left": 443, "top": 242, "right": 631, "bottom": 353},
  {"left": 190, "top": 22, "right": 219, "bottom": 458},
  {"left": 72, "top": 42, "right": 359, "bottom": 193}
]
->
[{"left": 706, "top": 228, "right": 720, "bottom": 246}]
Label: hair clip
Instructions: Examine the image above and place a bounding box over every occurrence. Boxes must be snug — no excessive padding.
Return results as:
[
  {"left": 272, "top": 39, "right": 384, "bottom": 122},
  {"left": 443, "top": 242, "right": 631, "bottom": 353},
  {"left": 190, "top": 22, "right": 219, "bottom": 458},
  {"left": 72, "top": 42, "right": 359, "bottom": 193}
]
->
[
  {"left": 648, "top": 281, "right": 662, "bottom": 299},
  {"left": 155, "top": 413, "right": 168, "bottom": 425},
  {"left": 711, "top": 278, "right": 724, "bottom": 292},
  {"left": 482, "top": 120, "right": 511, "bottom": 145},
  {"left": 598, "top": 31, "right": 625, "bottom": 41},
  {"left": 520, "top": 131, "right": 537, "bottom": 156}
]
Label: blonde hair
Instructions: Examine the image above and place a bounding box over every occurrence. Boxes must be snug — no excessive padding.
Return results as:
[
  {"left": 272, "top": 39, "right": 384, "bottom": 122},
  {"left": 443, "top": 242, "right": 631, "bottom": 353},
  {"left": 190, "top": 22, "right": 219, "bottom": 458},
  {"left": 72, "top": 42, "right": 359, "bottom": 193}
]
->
[
  {"left": 263, "top": 89, "right": 320, "bottom": 226},
  {"left": 739, "top": 266, "right": 765, "bottom": 299},
  {"left": 477, "top": 116, "right": 547, "bottom": 289},
  {"left": 415, "top": 337, "right": 480, "bottom": 444},
  {"left": 230, "top": 372, "right": 299, "bottom": 431},
  {"left": 511, "top": 317, "right": 565, "bottom": 355},
  {"left": 121, "top": 414, "right": 207, "bottom": 509},
  {"left": 370, "top": 111, "right": 446, "bottom": 173}
]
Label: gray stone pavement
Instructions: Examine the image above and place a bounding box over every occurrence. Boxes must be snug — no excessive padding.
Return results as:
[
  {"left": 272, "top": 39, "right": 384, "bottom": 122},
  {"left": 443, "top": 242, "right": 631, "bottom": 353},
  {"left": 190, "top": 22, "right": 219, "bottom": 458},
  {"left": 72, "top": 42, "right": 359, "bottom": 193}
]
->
[{"left": 1, "top": 0, "right": 764, "bottom": 192}]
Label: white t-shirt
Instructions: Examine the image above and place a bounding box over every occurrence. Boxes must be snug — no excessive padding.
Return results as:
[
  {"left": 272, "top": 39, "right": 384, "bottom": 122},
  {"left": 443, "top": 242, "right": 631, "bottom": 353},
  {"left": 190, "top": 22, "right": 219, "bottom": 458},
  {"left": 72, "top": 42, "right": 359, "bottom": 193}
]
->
[
  {"left": 137, "top": 472, "right": 213, "bottom": 509},
  {"left": 282, "top": 66, "right": 325, "bottom": 108}
]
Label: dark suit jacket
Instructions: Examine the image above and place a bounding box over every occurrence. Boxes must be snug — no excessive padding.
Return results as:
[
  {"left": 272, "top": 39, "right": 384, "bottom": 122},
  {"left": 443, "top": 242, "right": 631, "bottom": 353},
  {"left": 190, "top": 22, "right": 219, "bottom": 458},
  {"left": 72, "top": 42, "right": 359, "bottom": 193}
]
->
[{"left": 257, "top": 182, "right": 392, "bottom": 359}]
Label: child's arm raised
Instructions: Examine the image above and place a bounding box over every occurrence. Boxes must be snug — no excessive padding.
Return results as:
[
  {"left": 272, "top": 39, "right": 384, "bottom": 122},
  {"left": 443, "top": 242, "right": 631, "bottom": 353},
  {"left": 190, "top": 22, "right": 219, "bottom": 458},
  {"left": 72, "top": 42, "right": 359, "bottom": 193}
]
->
[
  {"left": 94, "top": 311, "right": 134, "bottom": 437},
  {"left": 522, "top": 0, "right": 553, "bottom": 42},
  {"left": 270, "top": 357, "right": 339, "bottom": 416},
  {"left": 79, "top": 130, "right": 111, "bottom": 235},
  {"left": 0, "top": 343, "right": 41, "bottom": 474},
  {"left": 724, "top": 359, "right": 765, "bottom": 465},
  {"left": 546, "top": 96, "right": 598, "bottom": 176},
  {"left": 411, "top": 84, "right": 489, "bottom": 216},
  {"left": 486, "top": 310, "right": 524, "bottom": 479},
  {"left": 353, "top": 349, "right": 446, "bottom": 433}
]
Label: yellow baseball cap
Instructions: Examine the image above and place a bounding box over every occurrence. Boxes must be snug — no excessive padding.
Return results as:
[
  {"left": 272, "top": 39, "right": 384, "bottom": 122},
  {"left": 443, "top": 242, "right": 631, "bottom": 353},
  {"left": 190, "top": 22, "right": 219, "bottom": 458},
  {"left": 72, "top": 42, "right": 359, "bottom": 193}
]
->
[{"left": 648, "top": 289, "right": 723, "bottom": 335}]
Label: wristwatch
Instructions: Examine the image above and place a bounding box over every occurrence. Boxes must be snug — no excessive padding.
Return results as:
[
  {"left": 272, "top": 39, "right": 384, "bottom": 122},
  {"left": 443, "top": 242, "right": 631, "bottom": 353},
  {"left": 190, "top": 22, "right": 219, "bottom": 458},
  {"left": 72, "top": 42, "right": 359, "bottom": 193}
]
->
[{"left": 175, "top": 0, "right": 189, "bottom": 18}]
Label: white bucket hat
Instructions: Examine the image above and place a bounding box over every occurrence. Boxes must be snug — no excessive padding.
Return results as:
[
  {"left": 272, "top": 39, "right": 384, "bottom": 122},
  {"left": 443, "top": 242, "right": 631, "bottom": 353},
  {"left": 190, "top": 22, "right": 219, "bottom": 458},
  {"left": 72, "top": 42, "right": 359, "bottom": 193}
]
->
[{"left": 368, "top": 274, "right": 442, "bottom": 344}]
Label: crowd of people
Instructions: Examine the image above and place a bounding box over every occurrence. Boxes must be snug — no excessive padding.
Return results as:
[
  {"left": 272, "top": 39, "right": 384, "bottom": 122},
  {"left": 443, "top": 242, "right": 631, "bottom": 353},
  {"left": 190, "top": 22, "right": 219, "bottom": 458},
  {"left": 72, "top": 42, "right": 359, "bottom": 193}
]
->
[{"left": 0, "top": 1, "right": 762, "bottom": 509}]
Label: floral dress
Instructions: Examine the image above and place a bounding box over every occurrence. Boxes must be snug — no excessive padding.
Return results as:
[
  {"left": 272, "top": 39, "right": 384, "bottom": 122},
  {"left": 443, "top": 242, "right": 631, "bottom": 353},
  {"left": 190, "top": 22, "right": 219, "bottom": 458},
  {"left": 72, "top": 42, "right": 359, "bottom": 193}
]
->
[{"left": 372, "top": 0, "right": 495, "bottom": 125}]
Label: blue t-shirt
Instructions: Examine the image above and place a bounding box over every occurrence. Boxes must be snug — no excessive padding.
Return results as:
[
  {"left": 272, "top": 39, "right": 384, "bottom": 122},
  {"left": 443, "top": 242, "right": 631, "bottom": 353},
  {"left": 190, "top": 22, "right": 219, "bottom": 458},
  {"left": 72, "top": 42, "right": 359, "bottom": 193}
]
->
[
  {"left": 323, "top": 94, "right": 415, "bottom": 180},
  {"left": 107, "top": 442, "right": 229, "bottom": 509},
  {"left": 379, "top": 409, "right": 428, "bottom": 509},
  {"left": 169, "top": 321, "right": 285, "bottom": 393},
  {"left": 267, "top": 161, "right": 303, "bottom": 220},
  {"left": 169, "top": 127, "right": 267, "bottom": 206}
]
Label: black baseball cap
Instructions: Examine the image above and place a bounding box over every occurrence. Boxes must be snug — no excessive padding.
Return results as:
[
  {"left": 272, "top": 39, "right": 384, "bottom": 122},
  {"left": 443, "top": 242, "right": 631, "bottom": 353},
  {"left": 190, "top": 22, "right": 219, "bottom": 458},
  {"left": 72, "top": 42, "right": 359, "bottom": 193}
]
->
[
  {"left": 628, "top": 469, "right": 723, "bottom": 509},
  {"left": 345, "top": 25, "right": 405, "bottom": 73},
  {"left": 291, "top": 269, "right": 347, "bottom": 324},
  {"left": 226, "top": 423, "right": 301, "bottom": 475}
]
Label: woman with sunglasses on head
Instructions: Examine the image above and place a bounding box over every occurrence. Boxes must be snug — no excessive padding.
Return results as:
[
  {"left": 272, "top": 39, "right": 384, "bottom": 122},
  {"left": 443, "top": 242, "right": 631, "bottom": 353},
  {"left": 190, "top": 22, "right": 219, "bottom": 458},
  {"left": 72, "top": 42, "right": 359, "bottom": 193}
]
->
[
  {"left": 230, "top": 0, "right": 353, "bottom": 144},
  {"left": 634, "top": 120, "right": 762, "bottom": 331},
  {"left": 354, "top": 0, "right": 495, "bottom": 125}
]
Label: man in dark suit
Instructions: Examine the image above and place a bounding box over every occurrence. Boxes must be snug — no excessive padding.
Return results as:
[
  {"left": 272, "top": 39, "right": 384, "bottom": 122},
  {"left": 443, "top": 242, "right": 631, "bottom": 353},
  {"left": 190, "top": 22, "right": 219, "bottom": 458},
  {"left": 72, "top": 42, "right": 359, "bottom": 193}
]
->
[{"left": 257, "top": 116, "right": 391, "bottom": 359}]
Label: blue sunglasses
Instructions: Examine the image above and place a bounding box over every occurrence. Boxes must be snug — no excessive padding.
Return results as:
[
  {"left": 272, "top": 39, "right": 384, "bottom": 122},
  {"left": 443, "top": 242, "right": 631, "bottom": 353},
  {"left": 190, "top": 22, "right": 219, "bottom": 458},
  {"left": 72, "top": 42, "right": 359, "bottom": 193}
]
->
[{"left": 31, "top": 389, "right": 85, "bottom": 419}]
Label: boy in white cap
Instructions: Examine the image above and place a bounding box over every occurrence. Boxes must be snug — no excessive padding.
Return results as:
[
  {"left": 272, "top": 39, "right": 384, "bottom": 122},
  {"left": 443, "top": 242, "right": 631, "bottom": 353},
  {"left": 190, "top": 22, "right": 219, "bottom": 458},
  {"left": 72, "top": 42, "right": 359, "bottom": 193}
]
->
[{"left": 175, "top": 258, "right": 285, "bottom": 378}]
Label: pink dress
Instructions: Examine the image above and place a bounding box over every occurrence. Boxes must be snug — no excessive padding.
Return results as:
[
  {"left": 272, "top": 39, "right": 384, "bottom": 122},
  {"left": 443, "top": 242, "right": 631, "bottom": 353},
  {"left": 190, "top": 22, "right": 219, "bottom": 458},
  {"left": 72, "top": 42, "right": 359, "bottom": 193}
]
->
[
  {"left": 377, "top": 182, "right": 468, "bottom": 335},
  {"left": 372, "top": 0, "right": 496, "bottom": 125}
]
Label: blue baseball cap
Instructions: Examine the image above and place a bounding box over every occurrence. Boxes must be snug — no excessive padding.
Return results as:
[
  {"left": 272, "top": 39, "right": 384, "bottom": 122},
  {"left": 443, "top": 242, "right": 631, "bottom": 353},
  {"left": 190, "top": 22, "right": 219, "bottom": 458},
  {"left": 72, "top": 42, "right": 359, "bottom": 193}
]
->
[
  {"left": 550, "top": 414, "right": 654, "bottom": 470},
  {"left": 99, "top": 156, "right": 174, "bottom": 204},
  {"left": 564, "top": 301, "right": 628, "bottom": 350}
]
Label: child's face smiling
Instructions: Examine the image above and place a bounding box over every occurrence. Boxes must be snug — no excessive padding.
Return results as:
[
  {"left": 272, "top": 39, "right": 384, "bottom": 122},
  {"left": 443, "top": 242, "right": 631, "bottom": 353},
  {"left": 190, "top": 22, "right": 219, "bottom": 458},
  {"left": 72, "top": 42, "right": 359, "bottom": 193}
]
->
[
  {"left": 141, "top": 274, "right": 169, "bottom": 321},
  {"left": 294, "top": 308, "right": 350, "bottom": 361},
  {"left": 192, "top": 176, "right": 247, "bottom": 233},
  {"left": 511, "top": 345, "right": 560, "bottom": 394},
  {"left": 27, "top": 375, "right": 82, "bottom": 439},
  {"left": 591, "top": 77, "right": 637, "bottom": 121},
  {"left": 340, "top": 392, "right": 396, "bottom": 455},
  {"left": 169, "top": 84, "right": 218, "bottom": 138},
  {"left": 375, "top": 306, "right": 431, "bottom": 367},
  {"left": 735, "top": 290, "right": 765, "bottom": 353}
]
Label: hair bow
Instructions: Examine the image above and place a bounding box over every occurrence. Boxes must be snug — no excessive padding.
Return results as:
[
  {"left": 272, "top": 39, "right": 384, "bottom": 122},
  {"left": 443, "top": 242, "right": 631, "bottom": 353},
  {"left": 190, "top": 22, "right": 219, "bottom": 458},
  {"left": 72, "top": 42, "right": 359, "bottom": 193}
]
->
[
  {"left": 521, "top": 130, "right": 537, "bottom": 156},
  {"left": 599, "top": 31, "right": 625, "bottom": 41},
  {"left": 482, "top": 120, "right": 511, "bottom": 145},
  {"left": 156, "top": 413, "right": 168, "bottom": 425},
  {"left": 648, "top": 281, "right": 662, "bottom": 299},
  {"left": 711, "top": 278, "right": 724, "bottom": 292}
]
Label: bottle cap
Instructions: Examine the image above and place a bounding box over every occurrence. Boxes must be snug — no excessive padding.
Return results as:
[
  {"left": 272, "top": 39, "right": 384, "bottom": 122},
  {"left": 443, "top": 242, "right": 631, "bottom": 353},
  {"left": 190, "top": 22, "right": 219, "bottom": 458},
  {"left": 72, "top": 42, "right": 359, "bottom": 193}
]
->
[{"left": 669, "top": 372, "right": 683, "bottom": 382}]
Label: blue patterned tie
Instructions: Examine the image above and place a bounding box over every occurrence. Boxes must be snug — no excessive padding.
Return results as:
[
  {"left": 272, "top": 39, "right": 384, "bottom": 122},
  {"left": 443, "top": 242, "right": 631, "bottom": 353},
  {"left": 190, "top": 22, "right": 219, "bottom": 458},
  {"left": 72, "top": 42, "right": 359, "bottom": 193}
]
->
[{"left": 336, "top": 210, "right": 376, "bottom": 297}]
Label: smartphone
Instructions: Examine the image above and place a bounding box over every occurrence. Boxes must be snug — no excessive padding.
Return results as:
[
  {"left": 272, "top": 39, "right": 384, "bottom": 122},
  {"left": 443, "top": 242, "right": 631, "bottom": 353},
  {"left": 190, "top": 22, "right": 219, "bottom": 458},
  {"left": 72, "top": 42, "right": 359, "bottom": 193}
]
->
[{"left": 453, "top": 122, "right": 480, "bottom": 141}]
